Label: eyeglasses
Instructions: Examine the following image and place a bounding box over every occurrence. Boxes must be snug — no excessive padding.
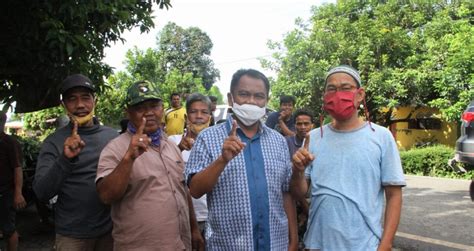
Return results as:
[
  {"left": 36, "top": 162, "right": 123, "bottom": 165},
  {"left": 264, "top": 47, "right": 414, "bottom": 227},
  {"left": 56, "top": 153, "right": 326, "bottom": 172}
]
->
[{"left": 325, "top": 84, "right": 357, "bottom": 94}]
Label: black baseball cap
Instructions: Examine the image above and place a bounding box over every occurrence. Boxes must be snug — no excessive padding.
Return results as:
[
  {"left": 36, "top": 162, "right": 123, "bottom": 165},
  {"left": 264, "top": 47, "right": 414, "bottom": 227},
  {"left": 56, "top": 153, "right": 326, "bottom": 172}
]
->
[{"left": 60, "top": 74, "right": 96, "bottom": 95}]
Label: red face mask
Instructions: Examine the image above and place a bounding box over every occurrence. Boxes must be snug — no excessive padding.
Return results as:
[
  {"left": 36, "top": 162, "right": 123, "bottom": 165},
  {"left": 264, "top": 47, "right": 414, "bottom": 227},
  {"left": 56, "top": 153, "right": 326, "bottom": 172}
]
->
[{"left": 323, "top": 90, "right": 359, "bottom": 121}]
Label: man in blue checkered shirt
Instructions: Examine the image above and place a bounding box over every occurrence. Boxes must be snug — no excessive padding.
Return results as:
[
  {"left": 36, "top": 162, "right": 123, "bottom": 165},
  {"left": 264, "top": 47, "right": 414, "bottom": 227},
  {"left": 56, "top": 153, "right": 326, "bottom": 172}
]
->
[{"left": 185, "top": 69, "right": 297, "bottom": 250}]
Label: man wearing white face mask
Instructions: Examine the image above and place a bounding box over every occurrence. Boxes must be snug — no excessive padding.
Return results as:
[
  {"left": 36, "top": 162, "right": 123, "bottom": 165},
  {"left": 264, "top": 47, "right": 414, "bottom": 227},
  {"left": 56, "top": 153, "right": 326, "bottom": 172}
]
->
[{"left": 185, "top": 69, "right": 298, "bottom": 250}]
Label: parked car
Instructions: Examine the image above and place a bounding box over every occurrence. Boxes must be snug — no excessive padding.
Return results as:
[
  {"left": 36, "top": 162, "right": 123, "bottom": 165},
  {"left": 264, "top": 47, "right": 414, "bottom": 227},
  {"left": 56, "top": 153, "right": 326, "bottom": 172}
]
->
[
  {"left": 214, "top": 104, "right": 231, "bottom": 124},
  {"left": 453, "top": 101, "right": 474, "bottom": 170},
  {"left": 450, "top": 101, "right": 474, "bottom": 201}
]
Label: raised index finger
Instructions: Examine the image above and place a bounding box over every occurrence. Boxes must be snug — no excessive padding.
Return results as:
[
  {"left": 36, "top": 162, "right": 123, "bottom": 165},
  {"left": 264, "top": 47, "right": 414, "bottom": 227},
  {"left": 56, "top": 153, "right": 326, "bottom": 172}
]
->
[
  {"left": 137, "top": 117, "right": 146, "bottom": 135},
  {"left": 229, "top": 120, "right": 237, "bottom": 137},
  {"left": 302, "top": 133, "right": 310, "bottom": 150},
  {"left": 72, "top": 120, "right": 78, "bottom": 136}
]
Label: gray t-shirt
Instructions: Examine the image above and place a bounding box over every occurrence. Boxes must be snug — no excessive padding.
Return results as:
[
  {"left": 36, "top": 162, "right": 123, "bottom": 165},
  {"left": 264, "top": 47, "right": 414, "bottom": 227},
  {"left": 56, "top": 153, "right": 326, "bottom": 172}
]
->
[{"left": 34, "top": 121, "right": 118, "bottom": 238}]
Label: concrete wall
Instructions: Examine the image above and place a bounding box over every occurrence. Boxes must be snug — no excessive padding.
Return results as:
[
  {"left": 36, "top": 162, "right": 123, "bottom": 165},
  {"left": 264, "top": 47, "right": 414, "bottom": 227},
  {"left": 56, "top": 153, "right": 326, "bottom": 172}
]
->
[{"left": 389, "top": 106, "right": 457, "bottom": 150}]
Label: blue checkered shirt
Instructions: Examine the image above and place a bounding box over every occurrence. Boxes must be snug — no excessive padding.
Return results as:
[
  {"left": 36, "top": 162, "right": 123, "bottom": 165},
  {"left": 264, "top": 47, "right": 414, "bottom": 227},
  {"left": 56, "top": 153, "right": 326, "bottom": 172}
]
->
[{"left": 185, "top": 117, "right": 292, "bottom": 250}]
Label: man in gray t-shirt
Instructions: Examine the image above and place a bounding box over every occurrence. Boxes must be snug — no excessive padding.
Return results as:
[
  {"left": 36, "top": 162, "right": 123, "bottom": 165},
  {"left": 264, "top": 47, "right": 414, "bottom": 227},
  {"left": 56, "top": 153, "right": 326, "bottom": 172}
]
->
[{"left": 34, "top": 74, "right": 118, "bottom": 251}]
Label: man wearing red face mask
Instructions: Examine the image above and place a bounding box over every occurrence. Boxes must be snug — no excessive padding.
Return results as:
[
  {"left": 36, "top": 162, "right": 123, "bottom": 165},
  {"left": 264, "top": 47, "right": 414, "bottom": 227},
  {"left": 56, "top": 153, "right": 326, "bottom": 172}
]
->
[{"left": 290, "top": 65, "right": 406, "bottom": 251}]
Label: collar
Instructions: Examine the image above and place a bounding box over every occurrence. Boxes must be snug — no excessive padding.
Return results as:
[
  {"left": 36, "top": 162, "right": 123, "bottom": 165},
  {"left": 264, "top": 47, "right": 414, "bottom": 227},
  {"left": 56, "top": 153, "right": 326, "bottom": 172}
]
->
[{"left": 225, "top": 116, "right": 266, "bottom": 135}]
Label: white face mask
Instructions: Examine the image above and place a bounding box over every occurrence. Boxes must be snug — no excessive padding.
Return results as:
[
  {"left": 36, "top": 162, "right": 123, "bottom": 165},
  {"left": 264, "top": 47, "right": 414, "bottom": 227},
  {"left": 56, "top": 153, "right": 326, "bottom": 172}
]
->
[{"left": 232, "top": 102, "right": 266, "bottom": 126}]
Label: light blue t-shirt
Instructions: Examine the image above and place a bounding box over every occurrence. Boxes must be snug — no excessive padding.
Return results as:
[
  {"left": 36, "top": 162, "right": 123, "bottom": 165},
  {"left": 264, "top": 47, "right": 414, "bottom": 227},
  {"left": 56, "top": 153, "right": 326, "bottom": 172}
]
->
[{"left": 304, "top": 122, "right": 406, "bottom": 250}]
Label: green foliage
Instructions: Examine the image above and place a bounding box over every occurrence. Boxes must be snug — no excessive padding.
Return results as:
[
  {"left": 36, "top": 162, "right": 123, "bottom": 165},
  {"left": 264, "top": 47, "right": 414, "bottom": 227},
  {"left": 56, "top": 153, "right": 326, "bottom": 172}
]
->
[
  {"left": 208, "top": 86, "right": 224, "bottom": 104},
  {"left": 95, "top": 22, "right": 221, "bottom": 127},
  {"left": 23, "top": 106, "right": 63, "bottom": 140},
  {"left": 95, "top": 72, "right": 133, "bottom": 128},
  {"left": 0, "top": 0, "right": 171, "bottom": 113},
  {"left": 400, "top": 145, "right": 473, "bottom": 179},
  {"left": 13, "top": 135, "right": 41, "bottom": 170},
  {"left": 264, "top": 1, "right": 474, "bottom": 125},
  {"left": 157, "top": 22, "right": 220, "bottom": 90}
]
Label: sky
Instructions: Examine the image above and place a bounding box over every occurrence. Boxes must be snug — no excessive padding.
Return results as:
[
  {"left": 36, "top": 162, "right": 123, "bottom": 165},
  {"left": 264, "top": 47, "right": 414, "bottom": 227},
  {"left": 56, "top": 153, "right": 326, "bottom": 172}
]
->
[{"left": 103, "top": 0, "right": 335, "bottom": 97}]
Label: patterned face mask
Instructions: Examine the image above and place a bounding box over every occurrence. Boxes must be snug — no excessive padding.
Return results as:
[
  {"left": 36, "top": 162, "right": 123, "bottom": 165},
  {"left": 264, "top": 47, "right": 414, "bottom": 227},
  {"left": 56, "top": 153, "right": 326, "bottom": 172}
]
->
[{"left": 127, "top": 121, "right": 162, "bottom": 147}]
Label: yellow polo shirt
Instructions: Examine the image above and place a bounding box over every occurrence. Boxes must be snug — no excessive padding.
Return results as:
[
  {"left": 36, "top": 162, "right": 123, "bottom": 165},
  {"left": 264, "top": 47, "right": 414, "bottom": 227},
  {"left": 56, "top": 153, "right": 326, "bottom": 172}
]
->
[{"left": 164, "top": 106, "right": 186, "bottom": 136}]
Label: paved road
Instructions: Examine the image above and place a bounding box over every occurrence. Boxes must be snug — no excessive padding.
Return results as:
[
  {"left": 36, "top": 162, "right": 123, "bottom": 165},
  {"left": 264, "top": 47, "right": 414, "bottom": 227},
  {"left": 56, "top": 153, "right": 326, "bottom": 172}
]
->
[
  {"left": 394, "top": 175, "right": 473, "bottom": 250},
  {"left": 0, "top": 204, "right": 54, "bottom": 251},
  {"left": 2, "top": 175, "right": 472, "bottom": 250}
]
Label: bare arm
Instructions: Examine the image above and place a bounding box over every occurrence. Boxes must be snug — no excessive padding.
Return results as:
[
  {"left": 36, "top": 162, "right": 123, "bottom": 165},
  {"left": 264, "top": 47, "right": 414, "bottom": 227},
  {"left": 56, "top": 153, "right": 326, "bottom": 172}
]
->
[
  {"left": 13, "top": 166, "right": 26, "bottom": 209},
  {"left": 378, "top": 186, "right": 403, "bottom": 251},
  {"left": 290, "top": 134, "right": 313, "bottom": 200},
  {"left": 278, "top": 119, "right": 295, "bottom": 137},
  {"left": 290, "top": 170, "right": 309, "bottom": 201},
  {"left": 187, "top": 190, "right": 205, "bottom": 250},
  {"left": 283, "top": 192, "right": 298, "bottom": 251}
]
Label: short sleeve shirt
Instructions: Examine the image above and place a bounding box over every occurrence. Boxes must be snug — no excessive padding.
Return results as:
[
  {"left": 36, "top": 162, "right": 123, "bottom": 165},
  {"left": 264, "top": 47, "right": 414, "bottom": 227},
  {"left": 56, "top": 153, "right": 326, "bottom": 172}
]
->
[
  {"left": 0, "top": 133, "right": 21, "bottom": 192},
  {"left": 97, "top": 133, "right": 191, "bottom": 250},
  {"left": 265, "top": 111, "right": 295, "bottom": 135},
  {"left": 304, "top": 123, "right": 406, "bottom": 250},
  {"left": 165, "top": 107, "right": 187, "bottom": 136}
]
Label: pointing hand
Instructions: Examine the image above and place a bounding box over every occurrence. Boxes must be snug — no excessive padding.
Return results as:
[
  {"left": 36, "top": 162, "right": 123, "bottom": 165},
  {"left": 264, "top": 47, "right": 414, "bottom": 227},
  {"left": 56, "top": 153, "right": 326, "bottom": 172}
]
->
[
  {"left": 292, "top": 133, "right": 314, "bottom": 172},
  {"left": 221, "top": 120, "right": 246, "bottom": 162},
  {"left": 126, "top": 117, "right": 150, "bottom": 160},
  {"left": 63, "top": 120, "right": 85, "bottom": 159}
]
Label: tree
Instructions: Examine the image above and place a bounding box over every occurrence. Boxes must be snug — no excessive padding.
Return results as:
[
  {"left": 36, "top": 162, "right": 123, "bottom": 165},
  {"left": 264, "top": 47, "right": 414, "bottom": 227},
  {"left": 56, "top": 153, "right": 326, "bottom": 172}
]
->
[
  {"left": 156, "top": 22, "right": 220, "bottom": 91},
  {"left": 263, "top": 1, "right": 473, "bottom": 125},
  {"left": 91, "top": 22, "right": 221, "bottom": 127},
  {"left": 0, "top": 0, "right": 171, "bottom": 113}
]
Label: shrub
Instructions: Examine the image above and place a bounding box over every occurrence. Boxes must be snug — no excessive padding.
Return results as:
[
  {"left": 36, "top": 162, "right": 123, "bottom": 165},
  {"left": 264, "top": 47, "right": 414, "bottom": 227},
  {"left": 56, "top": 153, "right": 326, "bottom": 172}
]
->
[
  {"left": 14, "top": 135, "right": 41, "bottom": 170},
  {"left": 400, "top": 145, "right": 474, "bottom": 179}
]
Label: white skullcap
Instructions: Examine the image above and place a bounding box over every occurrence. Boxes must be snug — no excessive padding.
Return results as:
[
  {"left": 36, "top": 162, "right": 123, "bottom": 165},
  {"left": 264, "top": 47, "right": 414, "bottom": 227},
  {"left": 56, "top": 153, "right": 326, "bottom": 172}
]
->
[{"left": 325, "top": 65, "right": 361, "bottom": 87}]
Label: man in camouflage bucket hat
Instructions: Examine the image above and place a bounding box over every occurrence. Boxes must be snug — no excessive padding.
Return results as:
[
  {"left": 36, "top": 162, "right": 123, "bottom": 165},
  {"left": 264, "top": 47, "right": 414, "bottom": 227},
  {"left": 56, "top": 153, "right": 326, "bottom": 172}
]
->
[
  {"left": 124, "top": 80, "right": 161, "bottom": 106},
  {"left": 96, "top": 80, "right": 204, "bottom": 250}
]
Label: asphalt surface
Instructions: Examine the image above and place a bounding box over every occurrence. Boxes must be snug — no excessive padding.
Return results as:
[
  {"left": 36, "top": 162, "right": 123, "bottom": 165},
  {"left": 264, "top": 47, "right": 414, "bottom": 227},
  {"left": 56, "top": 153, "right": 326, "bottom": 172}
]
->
[
  {"left": 0, "top": 205, "right": 54, "bottom": 251},
  {"left": 2, "top": 175, "right": 472, "bottom": 250},
  {"left": 394, "top": 175, "right": 473, "bottom": 250}
]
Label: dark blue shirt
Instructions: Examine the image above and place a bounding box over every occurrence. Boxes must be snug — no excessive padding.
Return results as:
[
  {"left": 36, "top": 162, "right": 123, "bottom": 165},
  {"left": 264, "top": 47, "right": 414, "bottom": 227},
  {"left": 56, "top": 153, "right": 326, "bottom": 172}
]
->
[
  {"left": 237, "top": 128, "right": 270, "bottom": 250},
  {"left": 265, "top": 111, "right": 295, "bottom": 135}
]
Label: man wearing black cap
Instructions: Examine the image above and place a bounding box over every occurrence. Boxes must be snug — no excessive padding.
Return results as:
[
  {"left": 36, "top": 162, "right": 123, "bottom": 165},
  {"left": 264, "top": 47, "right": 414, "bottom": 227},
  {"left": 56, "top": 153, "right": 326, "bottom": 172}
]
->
[
  {"left": 34, "top": 74, "right": 118, "bottom": 251},
  {"left": 96, "top": 80, "right": 203, "bottom": 250}
]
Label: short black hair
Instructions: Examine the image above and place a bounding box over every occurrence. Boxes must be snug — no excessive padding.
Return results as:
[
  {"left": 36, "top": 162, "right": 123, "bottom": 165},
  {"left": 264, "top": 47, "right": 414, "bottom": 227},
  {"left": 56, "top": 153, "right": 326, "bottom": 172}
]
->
[
  {"left": 170, "top": 92, "right": 180, "bottom": 100},
  {"left": 208, "top": 95, "right": 218, "bottom": 102},
  {"left": 294, "top": 109, "right": 315, "bottom": 124},
  {"left": 280, "top": 95, "right": 296, "bottom": 105},
  {"left": 186, "top": 93, "right": 212, "bottom": 112},
  {"left": 230, "top": 69, "right": 270, "bottom": 96}
]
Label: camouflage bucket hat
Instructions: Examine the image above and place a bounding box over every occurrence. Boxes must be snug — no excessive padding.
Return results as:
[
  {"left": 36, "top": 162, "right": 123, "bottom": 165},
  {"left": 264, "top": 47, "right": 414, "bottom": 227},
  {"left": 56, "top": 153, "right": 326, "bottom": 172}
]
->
[{"left": 126, "top": 80, "right": 161, "bottom": 106}]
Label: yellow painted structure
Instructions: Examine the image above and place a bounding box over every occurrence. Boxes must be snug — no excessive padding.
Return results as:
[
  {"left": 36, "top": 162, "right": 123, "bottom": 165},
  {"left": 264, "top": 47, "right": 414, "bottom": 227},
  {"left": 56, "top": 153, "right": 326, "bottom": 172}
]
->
[{"left": 388, "top": 106, "right": 457, "bottom": 150}]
